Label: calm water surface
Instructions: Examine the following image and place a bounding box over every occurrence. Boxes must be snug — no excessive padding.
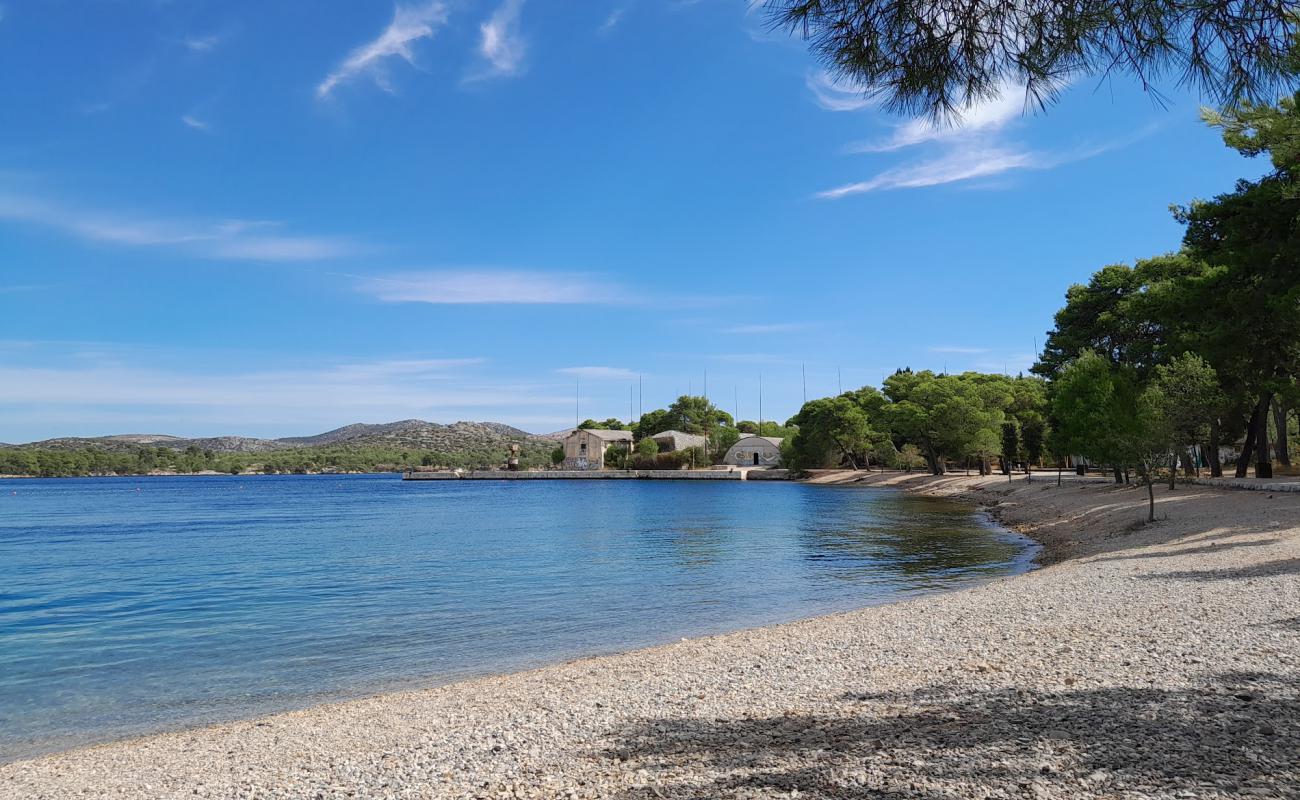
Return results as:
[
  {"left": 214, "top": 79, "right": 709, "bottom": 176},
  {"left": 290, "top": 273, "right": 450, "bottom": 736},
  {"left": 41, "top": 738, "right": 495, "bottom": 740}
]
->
[{"left": 0, "top": 474, "right": 1036, "bottom": 760}]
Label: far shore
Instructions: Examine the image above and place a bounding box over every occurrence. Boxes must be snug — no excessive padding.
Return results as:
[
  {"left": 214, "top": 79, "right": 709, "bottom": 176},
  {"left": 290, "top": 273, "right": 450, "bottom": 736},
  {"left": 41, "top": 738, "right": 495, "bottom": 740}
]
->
[{"left": 3, "top": 473, "right": 1298, "bottom": 799}]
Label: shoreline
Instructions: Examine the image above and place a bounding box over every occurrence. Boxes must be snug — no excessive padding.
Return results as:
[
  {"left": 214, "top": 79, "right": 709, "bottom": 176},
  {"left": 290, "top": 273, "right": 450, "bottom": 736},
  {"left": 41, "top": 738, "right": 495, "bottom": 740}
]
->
[{"left": 4, "top": 474, "right": 1298, "bottom": 798}]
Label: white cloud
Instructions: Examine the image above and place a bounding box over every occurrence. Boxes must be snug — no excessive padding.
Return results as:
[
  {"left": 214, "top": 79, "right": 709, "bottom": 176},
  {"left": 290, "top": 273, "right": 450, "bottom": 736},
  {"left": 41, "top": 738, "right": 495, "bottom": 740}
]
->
[
  {"left": 0, "top": 192, "right": 356, "bottom": 261},
  {"left": 358, "top": 270, "right": 629, "bottom": 304},
  {"left": 598, "top": 6, "right": 628, "bottom": 34},
  {"left": 316, "top": 2, "right": 449, "bottom": 100},
  {"left": 723, "top": 322, "right": 811, "bottom": 335},
  {"left": 557, "top": 366, "right": 637, "bottom": 380},
  {"left": 181, "top": 114, "right": 211, "bottom": 132},
  {"left": 0, "top": 354, "right": 580, "bottom": 440},
  {"left": 466, "top": 0, "right": 527, "bottom": 82},
  {"left": 818, "top": 145, "right": 1038, "bottom": 198},
  {"left": 847, "top": 86, "right": 1027, "bottom": 153},
  {"left": 818, "top": 127, "right": 1153, "bottom": 198},
  {"left": 183, "top": 34, "right": 222, "bottom": 53},
  {"left": 805, "top": 70, "right": 875, "bottom": 112}
]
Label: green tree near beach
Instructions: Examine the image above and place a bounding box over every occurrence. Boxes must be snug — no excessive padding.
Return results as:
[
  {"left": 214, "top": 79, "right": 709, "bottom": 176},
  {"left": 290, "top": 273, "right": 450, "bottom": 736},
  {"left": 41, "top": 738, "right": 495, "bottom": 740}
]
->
[
  {"left": 785, "top": 396, "right": 875, "bottom": 470},
  {"left": 1000, "top": 422, "right": 1018, "bottom": 479},
  {"left": 1149, "top": 354, "right": 1225, "bottom": 484}
]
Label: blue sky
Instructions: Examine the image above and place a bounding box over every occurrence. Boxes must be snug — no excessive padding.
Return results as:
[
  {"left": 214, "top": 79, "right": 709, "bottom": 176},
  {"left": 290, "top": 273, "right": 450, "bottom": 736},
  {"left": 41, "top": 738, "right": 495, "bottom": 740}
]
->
[{"left": 0, "top": 0, "right": 1270, "bottom": 441}]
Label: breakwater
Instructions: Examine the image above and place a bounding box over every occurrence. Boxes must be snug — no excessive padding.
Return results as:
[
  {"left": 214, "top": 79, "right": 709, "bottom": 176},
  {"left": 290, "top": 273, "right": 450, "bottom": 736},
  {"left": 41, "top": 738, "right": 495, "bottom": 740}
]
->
[{"left": 402, "top": 469, "right": 791, "bottom": 481}]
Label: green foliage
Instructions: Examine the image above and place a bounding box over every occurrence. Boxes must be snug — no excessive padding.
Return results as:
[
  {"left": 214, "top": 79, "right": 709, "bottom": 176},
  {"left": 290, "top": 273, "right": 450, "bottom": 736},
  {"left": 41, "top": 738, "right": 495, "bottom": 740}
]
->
[
  {"left": 897, "top": 444, "right": 926, "bottom": 472},
  {"left": 737, "top": 420, "right": 795, "bottom": 438},
  {"left": 1151, "top": 353, "right": 1224, "bottom": 453},
  {"left": 786, "top": 396, "right": 874, "bottom": 470},
  {"left": 632, "top": 409, "right": 672, "bottom": 440},
  {"left": 1021, "top": 419, "right": 1045, "bottom": 467},
  {"left": 1203, "top": 91, "right": 1300, "bottom": 178},
  {"left": 635, "top": 396, "right": 735, "bottom": 462},
  {"left": 1050, "top": 351, "right": 1163, "bottom": 472},
  {"left": 766, "top": 0, "right": 1296, "bottom": 119},
  {"left": 884, "top": 371, "right": 1008, "bottom": 473},
  {"left": 550, "top": 446, "right": 565, "bottom": 465},
  {"left": 579, "top": 418, "right": 628, "bottom": 431},
  {"left": 636, "top": 437, "right": 660, "bottom": 457},
  {"left": 0, "top": 440, "right": 555, "bottom": 478},
  {"left": 1000, "top": 422, "right": 1019, "bottom": 474},
  {"left": 710, "top": 426, "right": 740, "bottom": 462},
  {"left": 659, "top": 395, "right": 734, "bottom": 435}
]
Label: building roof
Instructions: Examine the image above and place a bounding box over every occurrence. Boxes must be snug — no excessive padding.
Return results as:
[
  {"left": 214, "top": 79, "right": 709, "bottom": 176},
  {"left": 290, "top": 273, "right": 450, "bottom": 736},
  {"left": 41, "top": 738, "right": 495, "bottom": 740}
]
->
[
  {"left": 569, "top": 428, "right": 633, "bottom": 441},
  {"left": 731, "top": 435, "right": 784, "bottom": 447},
  {"left": 649, "top": 429, "right": 708, "bottom": 449}
]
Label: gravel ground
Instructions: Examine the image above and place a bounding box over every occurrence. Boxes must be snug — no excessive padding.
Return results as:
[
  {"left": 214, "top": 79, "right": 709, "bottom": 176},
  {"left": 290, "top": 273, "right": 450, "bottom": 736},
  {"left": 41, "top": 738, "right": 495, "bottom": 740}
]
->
[{"left": 3, "top": 474, "right": 1298, "bottom": 799}]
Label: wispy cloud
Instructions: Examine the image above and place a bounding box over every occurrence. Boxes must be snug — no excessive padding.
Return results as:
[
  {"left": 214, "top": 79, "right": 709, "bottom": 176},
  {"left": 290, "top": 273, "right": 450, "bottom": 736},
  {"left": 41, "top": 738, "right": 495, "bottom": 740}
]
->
[
  {"left": 818, "top": 145, "right": 1037, "bottom": 198},
  {"left": 928, "top": 345, "right": 989, "bottom": 354},
  {"left": 357, "top": 270, "right": 629, "bottom": 304},
  {"left": 847, "top": 87, "right": 1027, "bottom": 153},
  {"left": 723, "top": 322, "right": 811, "bottom": 335},
  {"left": 598, "top": 6, "right": 629, "bottom": 34},
  {"left": 816, "top": 131, "right": 1152, "bottom": 198},
  {"left": 466, "top": 0, "right": 527, "bottom": 82},
  {"left": 816, "top": 81, "right": 1152, "bottom": 198},
  {"left": 0, "top": 353, "right": 582, "bottom": 440},
  {"left": 183, "top": 34, "right": 222, "bottom": 53},
  {"left": 0, "top": 193, "right": 357, "bottom": 261},
  {"left": 181, "top": 114, "right": 211, "bottom": 132},
  {"left": 805, "top": 70, "right": 875, "bottom": 112},
  {"left": 557, "top": 366, "right": 637, "bottom": 380},
  {"left": 316, "top": 2, "right": 449, "bottom": 100}
]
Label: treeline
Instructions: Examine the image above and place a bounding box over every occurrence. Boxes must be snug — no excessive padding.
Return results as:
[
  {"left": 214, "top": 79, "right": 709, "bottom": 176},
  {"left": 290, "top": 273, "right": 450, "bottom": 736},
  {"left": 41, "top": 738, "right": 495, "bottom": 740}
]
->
[
  {"left": 0, "top": 443, "right": 554, "bottom": 478},
  {"left": 782, "top": 372, "right": 1046, "bottom": 476},
  {"left": 785, "top": 90, "right": 1300, "bottom": 520}
]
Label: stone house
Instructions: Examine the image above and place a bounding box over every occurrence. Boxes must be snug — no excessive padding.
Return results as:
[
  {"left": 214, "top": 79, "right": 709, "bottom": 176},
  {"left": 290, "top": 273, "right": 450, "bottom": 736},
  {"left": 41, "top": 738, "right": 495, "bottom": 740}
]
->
[{"left": 562, "top": 428, "right": 633, "bottom": 470}]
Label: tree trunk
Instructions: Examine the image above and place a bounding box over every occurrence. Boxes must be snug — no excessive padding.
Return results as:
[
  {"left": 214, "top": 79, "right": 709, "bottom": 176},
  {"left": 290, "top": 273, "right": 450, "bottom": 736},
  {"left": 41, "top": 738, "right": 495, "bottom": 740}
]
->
[
  {"left": 1208, "top": 421, "right": 1222, "bottom": 477},
  {"left": 1113, "top": 466, "right": 1124, "bottom": 484},
  {"left": 1186, "top": 446, "right": 1198, "bottom": 478},
  {"left": 1145, "top": 468, "right": 1156, "bottom": 522},
  {"left": 1255, "top": 393, "right": 1274, "bottom": 479},
  {"left": 1275, "top": 400, "right": 1291, "bottom": 467},
  {"left": 1236, "top": 402, "right": 1262, "bottom": 478},
  {"left": 1057, "top": 461, "right": 1063, "bottom": 486},
  {"left": 1168, "top": 452, "right": 1177, "bottom": 490},
  {"left": 1124, "top": 467, "right": 1131, "bottom": 485}
]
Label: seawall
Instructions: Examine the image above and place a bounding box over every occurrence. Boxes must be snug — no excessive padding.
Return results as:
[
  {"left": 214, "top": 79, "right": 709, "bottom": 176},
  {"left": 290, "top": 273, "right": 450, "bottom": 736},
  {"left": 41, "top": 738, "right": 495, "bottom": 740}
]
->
[{"left": 402, "top": 469, "right": 791, "bottom": 481}]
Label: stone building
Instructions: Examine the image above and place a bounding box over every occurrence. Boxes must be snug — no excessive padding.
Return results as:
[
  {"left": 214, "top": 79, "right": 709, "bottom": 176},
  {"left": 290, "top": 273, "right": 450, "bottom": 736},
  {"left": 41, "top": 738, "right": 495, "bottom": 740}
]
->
[
  {"left": 723, "top": 435, "right": 784, "bottom": 467},
  {"left": 647, "top": 430, "right": 708, "bottom": 453},
  {"left": 562, "top": 428, "right": 633, "bottom": 470}
]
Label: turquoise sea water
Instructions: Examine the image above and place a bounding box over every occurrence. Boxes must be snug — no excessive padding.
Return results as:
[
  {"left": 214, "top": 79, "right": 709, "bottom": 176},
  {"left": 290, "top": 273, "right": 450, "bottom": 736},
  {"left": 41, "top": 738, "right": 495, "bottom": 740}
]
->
[{"left": 0, "top": 474, "right": 1036, "bottom": 761}]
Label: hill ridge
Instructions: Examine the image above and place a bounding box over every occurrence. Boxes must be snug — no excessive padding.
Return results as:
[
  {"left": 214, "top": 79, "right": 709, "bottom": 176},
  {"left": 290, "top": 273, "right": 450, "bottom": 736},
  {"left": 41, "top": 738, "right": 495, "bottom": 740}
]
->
[{"left": 6, "top": 420, "right": 548, "bottom": 454}]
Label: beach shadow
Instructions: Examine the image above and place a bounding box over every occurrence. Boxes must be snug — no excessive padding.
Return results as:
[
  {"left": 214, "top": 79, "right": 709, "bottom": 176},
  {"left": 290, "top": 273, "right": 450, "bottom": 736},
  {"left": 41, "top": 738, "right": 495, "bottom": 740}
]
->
[
  {"left": 1146, "top": 557, "right": 1300, "bottom": 582},
  {"left": 597, "top": 672, "right": 1298, "bottom": 799},
  {"left": 1094, "top": 537, "right": 1281, "bottom": 562}
]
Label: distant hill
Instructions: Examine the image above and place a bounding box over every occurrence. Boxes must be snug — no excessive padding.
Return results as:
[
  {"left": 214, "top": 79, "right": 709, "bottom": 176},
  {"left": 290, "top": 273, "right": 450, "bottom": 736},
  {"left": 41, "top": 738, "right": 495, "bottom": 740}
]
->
[{"left": 7, "top": 420, "right": 550, "bottom": 454}]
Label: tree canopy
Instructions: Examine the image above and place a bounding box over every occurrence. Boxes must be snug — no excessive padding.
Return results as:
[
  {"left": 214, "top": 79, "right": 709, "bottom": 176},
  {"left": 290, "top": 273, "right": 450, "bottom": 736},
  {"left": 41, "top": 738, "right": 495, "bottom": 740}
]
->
[{"left": 764, "top": 0, "right": 1298, "bottom": 120}]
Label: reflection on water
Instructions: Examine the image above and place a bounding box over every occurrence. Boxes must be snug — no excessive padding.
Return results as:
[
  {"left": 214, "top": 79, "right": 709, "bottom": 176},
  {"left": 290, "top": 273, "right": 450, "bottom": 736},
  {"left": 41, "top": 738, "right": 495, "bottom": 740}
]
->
[{"left": 0, "top": 475, "right": 1035, "bottom": 760}]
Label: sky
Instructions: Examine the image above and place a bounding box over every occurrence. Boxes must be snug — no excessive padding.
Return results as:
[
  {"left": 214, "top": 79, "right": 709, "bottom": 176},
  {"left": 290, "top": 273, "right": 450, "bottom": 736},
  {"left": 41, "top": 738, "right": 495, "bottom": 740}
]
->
[{"left": 0, "top": 0, "right": 1273, "bottom": 442}]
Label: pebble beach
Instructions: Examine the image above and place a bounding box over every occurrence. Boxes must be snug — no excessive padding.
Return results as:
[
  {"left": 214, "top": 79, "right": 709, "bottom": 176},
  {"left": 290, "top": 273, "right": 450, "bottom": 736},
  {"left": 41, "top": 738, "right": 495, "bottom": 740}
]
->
[{"left": 3, "top": 473, "right": 1298, "bottom": 799}]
